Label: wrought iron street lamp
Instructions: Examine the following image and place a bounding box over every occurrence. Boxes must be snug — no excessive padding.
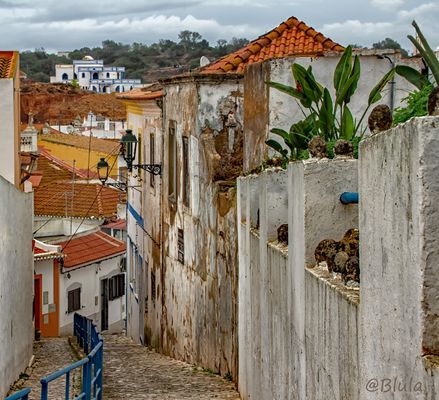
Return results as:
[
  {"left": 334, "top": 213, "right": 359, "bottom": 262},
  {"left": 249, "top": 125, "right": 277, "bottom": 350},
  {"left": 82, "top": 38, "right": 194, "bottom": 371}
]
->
[
  {"left": 120, "top": 129, "right": 161, "bottom": 175},
  {"left": 96, "top": 129, "right": 161, "bottom": 190},
  {"left": 97, "top": 158, "right": 109, "bottom": 185},
  {"left": 97, "top": 157, "right": 128, "bottom": 191}
]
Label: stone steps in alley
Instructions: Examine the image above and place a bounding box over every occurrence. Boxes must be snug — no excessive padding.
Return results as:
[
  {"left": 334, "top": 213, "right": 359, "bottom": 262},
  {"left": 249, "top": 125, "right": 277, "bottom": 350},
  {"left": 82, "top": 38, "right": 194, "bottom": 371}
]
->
[{"left": 9, "top": 334, "right": 240, "bottom": 399}]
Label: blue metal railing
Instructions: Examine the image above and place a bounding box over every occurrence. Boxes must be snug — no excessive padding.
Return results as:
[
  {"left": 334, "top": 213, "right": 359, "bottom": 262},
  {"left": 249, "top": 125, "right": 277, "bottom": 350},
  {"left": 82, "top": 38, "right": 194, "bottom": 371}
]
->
[
  {"left": 4, "top": 388, "right": 31, "bottom": 400},
  {"left": 5, "top": 314, "right": 103, "bottom": 400}
]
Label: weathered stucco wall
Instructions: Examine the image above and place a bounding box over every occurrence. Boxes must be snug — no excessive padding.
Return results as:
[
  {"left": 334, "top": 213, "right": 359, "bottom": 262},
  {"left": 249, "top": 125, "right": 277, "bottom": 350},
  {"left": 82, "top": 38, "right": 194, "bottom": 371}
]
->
[
  {"left": 0, "top": 175, "right": 33, "bottom": 397},
  {"left": 156, "top": 75, "right": 242, "bottom": 379},
  {"left": 125, "top": 100, "right": 163, "bottom": 347},
  {"left": 243, "top": 52, "right": 417, "bottom": 171},
  {"left": 359, "top": 117, "right": 439, "bottom": 399},
  {"left": 237, "top": 161, "right": 359, "bottom": 399}
]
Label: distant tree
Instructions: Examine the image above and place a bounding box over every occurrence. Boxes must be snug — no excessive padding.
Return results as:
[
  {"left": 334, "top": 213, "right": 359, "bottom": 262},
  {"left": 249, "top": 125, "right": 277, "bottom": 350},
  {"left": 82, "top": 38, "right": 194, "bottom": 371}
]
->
[
  {"left": 228, "top": 37, "right": 250, "bottom": 51},
  {"left": 178, "top": 30, "right": 203, "bottom": 51},
  {"left": 348, "top": 43, "right": 366, "bottom": 49},
  {"left": 372, "top": 38, "right": 409, "bottom": 58}
]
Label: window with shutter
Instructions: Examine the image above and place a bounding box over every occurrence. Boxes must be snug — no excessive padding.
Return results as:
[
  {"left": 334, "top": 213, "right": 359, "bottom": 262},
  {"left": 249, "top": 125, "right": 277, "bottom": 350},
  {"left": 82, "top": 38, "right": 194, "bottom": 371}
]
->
[{"left": 67, "top": 288, "right": 81, "bottom": 313}]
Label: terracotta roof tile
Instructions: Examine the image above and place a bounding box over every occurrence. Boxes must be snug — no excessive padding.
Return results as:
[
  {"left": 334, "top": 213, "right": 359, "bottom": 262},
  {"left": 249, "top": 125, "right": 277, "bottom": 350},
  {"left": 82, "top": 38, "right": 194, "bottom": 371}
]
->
[
  {"left": 34, "top": 182, "right": 124, "bottom": 219},
  {"left": 39, "top": 132, "right": 120, "bottom": 154},
  {"left": 117, "top": 88, "right": 163, "bottom": 100},
  {"left": 57, "top": 230, "right": 126, "bottom": 268},
  {"left": 32, "top": 149, "right": 125, "bottom": 218},
  {"left": 103, "top": 219, "right": 126, "bottom": 230},
  {"left": 0, "top": 51, "right": 18, "bottom": 78},
  {"left": 201, "top": 16, "right": 344, "bottom": 74}
]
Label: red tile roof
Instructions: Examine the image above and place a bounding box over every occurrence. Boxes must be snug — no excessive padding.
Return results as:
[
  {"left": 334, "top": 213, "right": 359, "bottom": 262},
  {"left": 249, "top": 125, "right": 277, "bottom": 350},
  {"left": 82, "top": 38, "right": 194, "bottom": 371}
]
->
[
  {"left": 117, "top": 88, "right": 163, "bottom": 101},
  {"left": 34, "top": 148, "right": 80, "bottom": 187},
  {"left": 102, "top": 218, "right": 126, "bottom": 230},
  {"left": 32, "top": 147, "right": 125, "bottom": 219},
  {"left": 201, "top": 16, "right": 344, "bottom": 74},
  {"left": 40, "top": 132, "right": 120, "bottom": 154},
  {"left": 38, "top": 146, "right": 94, "bottom": 180},
  {"left": 34, "top": 182, "right": 124, "bottom": 219},
  {"left": 57, "top": 230, "right": 126, "bottom": 268},
  {"left": 0, "top": 51, "right": 18, "bottom": 78}
]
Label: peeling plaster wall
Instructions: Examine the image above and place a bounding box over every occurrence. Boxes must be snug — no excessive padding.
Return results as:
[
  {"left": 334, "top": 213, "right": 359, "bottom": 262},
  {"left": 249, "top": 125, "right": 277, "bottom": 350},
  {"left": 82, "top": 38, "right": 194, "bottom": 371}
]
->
[
  {"left": 243, "top": 53, "right": 417, "bottom": 172},
  {"left": 237, "top": 162, "right": 359, "bottom": 400},
  {"left": 125, "top": 100, "right": 163, "bottom": 346},
  {"left": 0, "top": 175, "right": 33, "bottom": 398},
  {"left": 157, "top": 76, "right": 243, "bottom": 379}
]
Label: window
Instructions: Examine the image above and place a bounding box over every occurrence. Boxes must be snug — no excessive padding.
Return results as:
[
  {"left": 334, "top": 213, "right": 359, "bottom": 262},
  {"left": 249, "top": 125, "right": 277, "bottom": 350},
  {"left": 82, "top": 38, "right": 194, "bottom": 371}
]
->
[
  {"left": 182, "top": 137, "right": 189, "bottom": 207},
  {"left": 67, "top": 288, "right": 81, "bottom": 313},
  {"left": 178, "top": 229, "right": 184, "bottom": 264},
  {"left": 168, "top": 122, "right": 177, "bottom": 200},
  {"left": 106, "top": 72, "right": 110, "bottom": 78},
  {"left": 151, "top": 272, "right": 156, "bottom": 307},
  {"left": 150, "top": 132, "right": 155, "bottom": 188},
  {"left": 119, "top": 166, "right": 128, "bottom": 187},
  {"left": 82, "top": 72, "right": 85, "bottom": 78},
  {"left": 62, "top": 73, "right": 68, "bottom": 80},
  {"left": 109, "top": 274, "right": 125, "bottom": 300}
]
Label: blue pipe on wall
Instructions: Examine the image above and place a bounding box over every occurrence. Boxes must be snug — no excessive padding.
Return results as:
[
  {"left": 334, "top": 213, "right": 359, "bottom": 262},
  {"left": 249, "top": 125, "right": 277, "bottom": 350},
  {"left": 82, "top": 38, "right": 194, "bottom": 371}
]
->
[{"left": 340, "top": 192, "right": 359, "bottom": 204}]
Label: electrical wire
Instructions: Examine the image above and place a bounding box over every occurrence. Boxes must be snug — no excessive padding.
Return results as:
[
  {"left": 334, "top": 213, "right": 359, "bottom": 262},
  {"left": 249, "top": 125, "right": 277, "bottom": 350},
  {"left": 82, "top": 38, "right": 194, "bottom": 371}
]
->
[
  {"left": 61, "top": 154, "right": 119, "bottom": 252},
  {"left": 33, "top": 145, "right": 122, "bottom": 235}
]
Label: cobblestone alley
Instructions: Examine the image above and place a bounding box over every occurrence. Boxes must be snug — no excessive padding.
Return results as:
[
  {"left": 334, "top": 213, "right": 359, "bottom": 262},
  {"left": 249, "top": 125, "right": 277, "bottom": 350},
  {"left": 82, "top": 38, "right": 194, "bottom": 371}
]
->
[{"left": 10, "top": 335, "right": 240, "bottom": 399}]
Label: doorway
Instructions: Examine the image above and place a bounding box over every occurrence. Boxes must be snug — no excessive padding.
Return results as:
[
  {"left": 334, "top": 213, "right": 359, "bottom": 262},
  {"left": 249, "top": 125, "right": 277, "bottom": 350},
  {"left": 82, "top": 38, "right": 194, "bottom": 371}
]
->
[
  {"left": 101, "top": 279, "right": 109, "bottom": 331},
  {"left": 34, "top": 275, "right": 42, "bottom": 333}
]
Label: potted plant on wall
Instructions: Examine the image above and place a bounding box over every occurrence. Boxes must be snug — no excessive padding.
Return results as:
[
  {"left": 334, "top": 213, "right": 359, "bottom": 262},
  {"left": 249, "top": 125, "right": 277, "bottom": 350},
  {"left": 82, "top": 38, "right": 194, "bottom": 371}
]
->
[{"left": 265, "top": 45, "right": 398, "bottom": 162}]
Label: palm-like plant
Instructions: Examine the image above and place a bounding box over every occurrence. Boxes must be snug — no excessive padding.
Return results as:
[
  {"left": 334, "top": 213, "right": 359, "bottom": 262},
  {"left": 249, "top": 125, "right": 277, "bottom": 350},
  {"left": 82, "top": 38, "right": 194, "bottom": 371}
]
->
[{"left": 265, "top": 46, "right": 396, "bottom": 160}]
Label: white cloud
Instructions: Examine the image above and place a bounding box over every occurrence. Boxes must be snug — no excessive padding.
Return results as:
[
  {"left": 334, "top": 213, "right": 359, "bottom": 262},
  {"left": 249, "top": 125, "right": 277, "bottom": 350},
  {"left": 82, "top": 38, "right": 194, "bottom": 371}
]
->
[
  {"left": 370, "top": 0, "right": 405, "bottom": 10},
  {"left": 397, "top": 2, "right": 439, "bottom": 20},
  {"left": 321, "top": 19, "right": 394, "bottom": 37}
]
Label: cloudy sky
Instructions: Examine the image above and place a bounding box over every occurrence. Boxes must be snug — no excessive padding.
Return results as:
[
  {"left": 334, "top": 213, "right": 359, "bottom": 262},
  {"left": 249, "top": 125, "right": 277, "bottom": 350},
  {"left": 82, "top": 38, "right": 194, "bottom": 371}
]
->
[{"left": 1, "top": 0, "right": 438, "bottom": 53}]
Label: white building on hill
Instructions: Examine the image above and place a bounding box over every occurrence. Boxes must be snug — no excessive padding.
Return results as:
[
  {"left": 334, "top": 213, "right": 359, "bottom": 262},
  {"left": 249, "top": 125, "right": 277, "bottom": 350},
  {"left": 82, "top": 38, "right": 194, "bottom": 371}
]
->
[{"left": 50, "top": 56, "right": 142, "bottom": 94}]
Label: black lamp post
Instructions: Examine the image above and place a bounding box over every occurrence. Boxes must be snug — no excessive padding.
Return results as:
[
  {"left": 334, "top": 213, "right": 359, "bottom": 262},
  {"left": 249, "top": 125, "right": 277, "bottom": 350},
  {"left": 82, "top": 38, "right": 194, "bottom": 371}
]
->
[
  {"left": 97, "top": 157, "right": 127, "bottom": 191},
  {"left": 120, "top": 129, "right": 161, "bottom": 175},
  {"left": 96, "top": 129, "right": 161, "bottom": 190},
  {"left": 97, "top": 157, "right": 109, "bottom": 184}
]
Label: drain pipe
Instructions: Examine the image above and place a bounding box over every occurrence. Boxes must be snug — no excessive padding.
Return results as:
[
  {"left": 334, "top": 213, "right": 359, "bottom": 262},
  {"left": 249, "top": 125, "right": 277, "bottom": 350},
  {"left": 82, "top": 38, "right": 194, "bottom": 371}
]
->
[
  {"left": 384, "top": 54, "right": 396, "bottom": 111},
  {"left": 340, "top": 192, "right": 359, "bottom": 204}
]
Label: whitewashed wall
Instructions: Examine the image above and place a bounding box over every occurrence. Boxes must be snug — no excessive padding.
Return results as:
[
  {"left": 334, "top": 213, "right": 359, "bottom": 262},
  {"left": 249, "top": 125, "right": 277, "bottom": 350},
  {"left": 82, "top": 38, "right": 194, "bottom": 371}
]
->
[
  {"left": 0, "top": 79, "right": 17, "bottom": 185},
  {"left": 237, "top": 159, "right": 359, "bottom": 400},
  {"left": 359, "top": 116, "right": 439, "bottom": 399},
  {"left": 0, "top": 175, "right": 33, "bottom": 397},
  {"left": 59, "top": 257, "right": 125, "bottom": 335}
]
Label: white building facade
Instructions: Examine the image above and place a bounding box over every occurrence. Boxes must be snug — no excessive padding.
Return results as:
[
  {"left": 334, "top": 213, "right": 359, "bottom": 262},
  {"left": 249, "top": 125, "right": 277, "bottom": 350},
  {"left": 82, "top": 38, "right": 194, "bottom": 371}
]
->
[{"left": 50, "top": 57, "right": 142, "bottom": 94}]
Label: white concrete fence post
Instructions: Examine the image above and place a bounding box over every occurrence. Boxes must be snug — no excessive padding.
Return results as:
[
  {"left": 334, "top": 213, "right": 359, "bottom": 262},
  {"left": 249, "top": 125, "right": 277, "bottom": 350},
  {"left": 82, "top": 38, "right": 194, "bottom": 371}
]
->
[{"left": 359, "top": 117, "right": 439, "bottom": 400}]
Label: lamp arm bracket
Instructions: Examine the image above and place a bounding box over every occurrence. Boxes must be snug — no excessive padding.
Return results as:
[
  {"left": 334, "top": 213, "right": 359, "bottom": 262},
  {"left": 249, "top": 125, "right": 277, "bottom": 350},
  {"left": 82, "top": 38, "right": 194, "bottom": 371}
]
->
[{"left": 133, "top": 164, "right": 162, "bottom": 176}]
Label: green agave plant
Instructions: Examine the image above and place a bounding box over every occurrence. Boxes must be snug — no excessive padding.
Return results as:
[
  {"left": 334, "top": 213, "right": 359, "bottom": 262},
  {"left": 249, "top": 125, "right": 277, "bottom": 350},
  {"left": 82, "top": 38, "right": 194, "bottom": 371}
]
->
[
  {"left": 407, "top": 20, "right": 439, "bottom": 87},
  {"left": 266, "top": 45, "right": 396, "bottom": 160}
]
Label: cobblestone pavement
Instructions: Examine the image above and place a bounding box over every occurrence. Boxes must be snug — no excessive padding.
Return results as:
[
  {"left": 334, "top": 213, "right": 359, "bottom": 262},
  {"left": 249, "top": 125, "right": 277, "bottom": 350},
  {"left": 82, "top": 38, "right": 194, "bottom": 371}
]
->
[
  {"left": 103, "top": 334, "right": 240, "bottom": 399},
  {"left": 10, "top": 337, "right": 81, "bottom": 400}
]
